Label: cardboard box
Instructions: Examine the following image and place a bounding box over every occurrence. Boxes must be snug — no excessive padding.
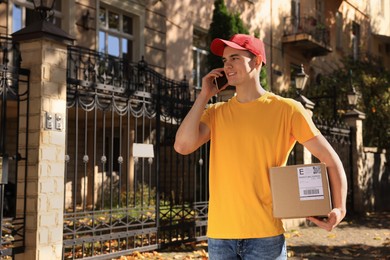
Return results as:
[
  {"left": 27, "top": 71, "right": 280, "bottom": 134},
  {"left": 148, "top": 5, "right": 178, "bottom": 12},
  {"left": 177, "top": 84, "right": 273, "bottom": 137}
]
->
[{"left": 269, "top": 163, "right": 332, "bottom": 218}]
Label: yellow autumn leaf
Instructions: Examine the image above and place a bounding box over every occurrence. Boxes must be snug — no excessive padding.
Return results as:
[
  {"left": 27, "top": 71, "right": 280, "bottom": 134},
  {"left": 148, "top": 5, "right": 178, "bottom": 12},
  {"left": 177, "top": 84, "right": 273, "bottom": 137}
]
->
[
  {"left": 341, "top": 248, "right": 352, "bottom": 255},
  {"left": 325, "top": 247, "right": 333, "bottom": 253},
  {"left": 194, "top": 249, "right": 208, "bottom": 257},
  {"left": 327, "top": 233, "right": 336, "bottom": 238}
]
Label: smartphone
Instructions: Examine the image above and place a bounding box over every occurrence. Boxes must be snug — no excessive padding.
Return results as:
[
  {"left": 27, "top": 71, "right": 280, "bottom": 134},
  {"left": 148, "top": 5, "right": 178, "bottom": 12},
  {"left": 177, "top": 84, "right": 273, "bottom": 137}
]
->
[{"left": 213, "top": 71, "right": 228, "bottom": 90}]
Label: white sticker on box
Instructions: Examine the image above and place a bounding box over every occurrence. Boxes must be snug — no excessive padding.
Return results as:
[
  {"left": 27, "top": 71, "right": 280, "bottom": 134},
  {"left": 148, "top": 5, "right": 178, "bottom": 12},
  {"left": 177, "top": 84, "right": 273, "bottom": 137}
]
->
[{"left": 297, "top": 165, "right": 324, "bottom": 201}]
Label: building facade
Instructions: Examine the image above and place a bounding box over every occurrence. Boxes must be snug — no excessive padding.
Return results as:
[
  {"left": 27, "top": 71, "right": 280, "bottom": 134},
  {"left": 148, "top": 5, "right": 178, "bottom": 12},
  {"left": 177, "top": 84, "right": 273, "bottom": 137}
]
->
[
  {"left": 2, "top": 0, "right": 389, "bottom": 91},
  {"left": 0, "top": 0, "right": 389, "bottom": 259}
]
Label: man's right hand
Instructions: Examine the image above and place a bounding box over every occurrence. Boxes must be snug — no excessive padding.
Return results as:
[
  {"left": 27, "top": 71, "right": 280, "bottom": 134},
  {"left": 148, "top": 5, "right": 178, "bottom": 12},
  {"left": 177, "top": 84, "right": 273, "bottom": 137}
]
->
[{"left": 201, "top": 68, "right": 228, "bottom": 98}]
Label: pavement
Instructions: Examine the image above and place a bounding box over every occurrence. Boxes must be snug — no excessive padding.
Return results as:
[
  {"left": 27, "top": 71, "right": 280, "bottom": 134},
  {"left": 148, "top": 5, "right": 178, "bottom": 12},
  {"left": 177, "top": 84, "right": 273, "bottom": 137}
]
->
[
  {"left": 285, "top": 211, "right": 390, "bottom": 259},
  {"left": 115, "top": 211, "right": 390, "bottom": 260}
]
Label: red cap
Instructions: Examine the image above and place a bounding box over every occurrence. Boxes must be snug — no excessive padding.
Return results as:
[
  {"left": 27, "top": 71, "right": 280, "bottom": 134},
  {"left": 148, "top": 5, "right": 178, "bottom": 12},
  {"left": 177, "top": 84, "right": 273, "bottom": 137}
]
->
[{"left": 210, "top": 34, "right": 266, "bottom": 64}]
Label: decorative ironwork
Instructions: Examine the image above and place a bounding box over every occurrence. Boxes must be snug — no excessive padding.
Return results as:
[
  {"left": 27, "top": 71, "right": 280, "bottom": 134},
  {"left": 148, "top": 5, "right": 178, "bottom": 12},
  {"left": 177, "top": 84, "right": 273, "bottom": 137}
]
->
[
  {"left": 0, "top": 36, "right": 29, "bottom": 257},
  {"left": 66, "top": 46, "right": 191, "bottom": 119},
  {"left": 283, "top": 16, "right": 331, "bottom": 46},
  {"left": 64, "top": 46, "right": 208, "bottom": 259},
  {"left": 313, "top": 116, "right": 351, "bottom": 145}
]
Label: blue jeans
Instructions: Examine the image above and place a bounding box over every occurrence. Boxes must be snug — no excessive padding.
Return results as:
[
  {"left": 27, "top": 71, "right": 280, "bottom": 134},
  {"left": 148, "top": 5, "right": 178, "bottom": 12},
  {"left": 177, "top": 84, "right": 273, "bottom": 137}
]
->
[{"left": 208, "top": 234, "right": 287, "bottom": 260}]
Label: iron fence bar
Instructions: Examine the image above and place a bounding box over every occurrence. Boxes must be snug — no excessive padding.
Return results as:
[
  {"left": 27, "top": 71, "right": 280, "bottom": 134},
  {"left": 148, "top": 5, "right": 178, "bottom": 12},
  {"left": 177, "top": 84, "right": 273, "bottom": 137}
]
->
[
  {"left": 0, "top": 36, "right": 28, "bottom": 257},
  {"left": 65, "top": 45, "right": 207, "bottom": 259}
]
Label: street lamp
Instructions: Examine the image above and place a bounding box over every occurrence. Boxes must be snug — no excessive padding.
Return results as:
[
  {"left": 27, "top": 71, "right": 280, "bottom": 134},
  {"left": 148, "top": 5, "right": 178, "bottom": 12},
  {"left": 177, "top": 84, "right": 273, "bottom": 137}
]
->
[
  {"left": 294, "top": 64, "right": 314, "bottom": 110},
  {"left": 12, "top": 0, "right": 73, "bottom": 44},
  {"left": 33, "top": 0, "right": 55, "bottom": 20},
  {"left": 347, "top": 70, "right": 358, "bottom": 108},
  {"left": 347, "top": 87, "right": 358, "bottom": 108},
  {"left": 295, "top": 64, "right": 309, "bottom": 92}
]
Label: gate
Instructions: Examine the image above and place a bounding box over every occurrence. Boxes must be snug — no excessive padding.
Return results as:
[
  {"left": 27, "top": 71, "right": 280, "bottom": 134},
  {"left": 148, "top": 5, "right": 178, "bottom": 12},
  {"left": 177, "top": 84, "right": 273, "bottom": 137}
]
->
[
  {"left": 64, "top": 46, "right": 209, "bottom": 259},
  {"left": 0, "top": 36, "right": 29, "bottom": 258},
  {"left": 313, "top": 116, "right": 353, "bottom": 211}
]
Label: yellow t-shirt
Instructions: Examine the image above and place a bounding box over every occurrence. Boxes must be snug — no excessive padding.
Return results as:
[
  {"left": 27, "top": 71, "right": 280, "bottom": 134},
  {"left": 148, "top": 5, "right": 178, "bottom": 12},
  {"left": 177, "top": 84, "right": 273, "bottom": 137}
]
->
[{"left": 200, "top": 92, "right": 320, "bottom": 239}]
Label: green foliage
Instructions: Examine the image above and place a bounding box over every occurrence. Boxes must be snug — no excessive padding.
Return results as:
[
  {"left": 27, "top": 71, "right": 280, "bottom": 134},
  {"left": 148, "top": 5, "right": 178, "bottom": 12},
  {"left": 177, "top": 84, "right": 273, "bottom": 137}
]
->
[
  {"left": 207, "top": 0, "right": 235, "bottom": 70},
  {"left": 232, "top": 13, "right": 249, "bottom": 35},
  {"left": 348, "top": 57, "right": 390, "bottom": 150},
  {"left": 121, "top": 182, "right": 157, "bottom": 207},
  {"left": 207, "top": 0, "right": 249, "bottom": 70},
  {"left": 207, "top": 0, "right": 269, "bottom": 90},
  {"left": 97, "top": 181, "right": 156, "bottom": 210},
  {"left": 260, "top": 66, "right": 270, "bottom": 91},
  {"left": 305, "top": 56, "right": 390, "bottom": 149}
]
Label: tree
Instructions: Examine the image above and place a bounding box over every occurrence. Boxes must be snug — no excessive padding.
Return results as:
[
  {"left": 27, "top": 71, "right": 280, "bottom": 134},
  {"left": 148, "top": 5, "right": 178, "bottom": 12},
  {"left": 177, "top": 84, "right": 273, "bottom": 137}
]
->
[
  {"left": 207, "top": 0, "right": 243, "bottom": 70},
  {"left": 207, "top": 0, "right": 269, "bottom": 90},
  {"left": 305, "top": 56, "right": 390, "bottom": 150}
]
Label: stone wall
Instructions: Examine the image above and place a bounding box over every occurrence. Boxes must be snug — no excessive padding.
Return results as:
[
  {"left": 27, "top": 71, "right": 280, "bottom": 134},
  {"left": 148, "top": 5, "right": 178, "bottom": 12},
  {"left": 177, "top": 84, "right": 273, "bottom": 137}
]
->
[{"left": 362, "top": 148, "right": 389, "bottom": 211}]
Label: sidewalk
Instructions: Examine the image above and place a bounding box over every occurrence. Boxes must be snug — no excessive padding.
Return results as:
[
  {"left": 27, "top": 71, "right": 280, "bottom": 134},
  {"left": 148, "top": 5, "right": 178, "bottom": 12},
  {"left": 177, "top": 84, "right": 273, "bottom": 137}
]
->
[
  {"left": 286, "top": 211, "right": 390, "bottom": 259},
  {"left": 115, "top": 211, "right": 390, "bottom": 259}
]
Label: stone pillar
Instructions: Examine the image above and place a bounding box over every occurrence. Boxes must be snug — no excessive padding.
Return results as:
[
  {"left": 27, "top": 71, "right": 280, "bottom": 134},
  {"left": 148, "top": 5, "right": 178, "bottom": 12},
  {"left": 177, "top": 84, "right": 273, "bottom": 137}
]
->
[
  {"left": 343, "top": 108, "right": 366, "bottom": 213},
  {"left": 12, "top": 21, "right": 73, "bottom": 260}
]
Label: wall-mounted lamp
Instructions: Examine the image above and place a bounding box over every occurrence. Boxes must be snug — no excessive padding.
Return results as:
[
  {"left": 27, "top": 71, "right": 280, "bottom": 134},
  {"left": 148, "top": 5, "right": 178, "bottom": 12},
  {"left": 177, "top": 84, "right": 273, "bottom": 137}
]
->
[
  {"left": 295, "top": 64, "right": 309, "bottom": 92},
  {"left": 33, "top": 0, "right": 55, "bottom": 20}
]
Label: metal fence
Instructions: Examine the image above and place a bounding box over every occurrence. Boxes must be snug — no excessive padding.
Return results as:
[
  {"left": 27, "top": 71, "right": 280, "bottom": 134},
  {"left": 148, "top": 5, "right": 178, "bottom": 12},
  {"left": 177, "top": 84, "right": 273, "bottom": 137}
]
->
[
  {"left": 313, "top": 116, "right": 353, "bottom": 211},
  {"left": 64, "top": 46, "right": 209, "bottom": 259},
  {"left": 0, "top": 36, "right": 29, "bottom": 258}
]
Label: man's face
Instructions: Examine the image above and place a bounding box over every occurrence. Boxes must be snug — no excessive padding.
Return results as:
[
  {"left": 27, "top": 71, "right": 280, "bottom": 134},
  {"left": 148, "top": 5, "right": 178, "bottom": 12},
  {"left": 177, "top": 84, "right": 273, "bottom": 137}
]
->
[{"left": 222, "top": 47, "right": 258, "bottom": 87}]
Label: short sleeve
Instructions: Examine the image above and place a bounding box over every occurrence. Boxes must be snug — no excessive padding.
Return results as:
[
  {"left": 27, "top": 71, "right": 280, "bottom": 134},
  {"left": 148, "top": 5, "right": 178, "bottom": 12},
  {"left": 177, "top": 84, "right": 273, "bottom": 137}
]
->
[
  {"left": 200, "top": 104, "right": 214, "bottom": 129},
  {"left": 291, "top": 102, "right": 321, "bottom": 143}
]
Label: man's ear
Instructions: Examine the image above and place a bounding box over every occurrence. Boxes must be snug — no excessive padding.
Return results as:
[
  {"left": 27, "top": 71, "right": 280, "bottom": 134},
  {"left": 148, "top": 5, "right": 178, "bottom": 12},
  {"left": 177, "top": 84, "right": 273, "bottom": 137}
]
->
[{"left": 254, "top": 55, "right": 263, "bottom": 67}]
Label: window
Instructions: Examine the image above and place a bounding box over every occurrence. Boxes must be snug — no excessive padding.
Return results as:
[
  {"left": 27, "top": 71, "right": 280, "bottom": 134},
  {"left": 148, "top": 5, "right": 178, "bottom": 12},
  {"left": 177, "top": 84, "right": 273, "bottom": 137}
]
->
[
  {"left": 352, "top": 22, "right": 360, "bottom": 61},
  {"left": 10, "top": 0, "right": 62, "bottom": 33},
  {"left": 192, "top": 29, "right": 209, "bottom": 89},
  {"left": 315, "top": 0, "right": 325, "bottom": 24},
  {"left": 291, "top": 0, "right": 300, "bottom": 33},
  {"left": 291, "top": 0, "right": 300, "bottom": 18},
  {"left": 99, "top": 6, "right": 134, "bottom": 60},
  {"left": 335, "top": 12, "right": 342, "bottom": 49}
]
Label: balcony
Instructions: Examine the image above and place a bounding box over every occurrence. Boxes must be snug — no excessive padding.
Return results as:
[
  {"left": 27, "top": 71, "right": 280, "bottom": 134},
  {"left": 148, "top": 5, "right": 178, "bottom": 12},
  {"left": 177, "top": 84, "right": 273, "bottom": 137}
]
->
[{"left": 282, "top": 16, "right": 332, "bottom": 58}]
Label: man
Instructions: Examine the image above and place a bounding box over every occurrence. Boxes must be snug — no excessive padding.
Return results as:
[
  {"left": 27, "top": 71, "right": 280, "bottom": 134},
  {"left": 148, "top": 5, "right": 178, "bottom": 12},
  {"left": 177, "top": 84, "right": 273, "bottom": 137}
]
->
[{"left": 174, "top": 34, "right": 347, "bottom": 259}]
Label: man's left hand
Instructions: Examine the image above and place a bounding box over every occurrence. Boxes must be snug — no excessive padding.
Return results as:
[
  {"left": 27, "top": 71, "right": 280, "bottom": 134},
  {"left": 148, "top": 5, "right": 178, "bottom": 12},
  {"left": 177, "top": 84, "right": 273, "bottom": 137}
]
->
[{"left": 306, "top": 208, "right": 345, "bottom": 231}]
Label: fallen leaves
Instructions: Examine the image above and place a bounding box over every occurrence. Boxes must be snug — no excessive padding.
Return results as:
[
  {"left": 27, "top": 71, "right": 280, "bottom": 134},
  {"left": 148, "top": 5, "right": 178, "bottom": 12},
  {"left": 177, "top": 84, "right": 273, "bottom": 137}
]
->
[
  {"left": 283, "top": 211, "right": 390, "bottom": 259},
  {"left": 112, "top": 243, "right": 209, "bottom": 260},
  {"left": 284, "top": 229, "right": 301, "bottom": 238}
]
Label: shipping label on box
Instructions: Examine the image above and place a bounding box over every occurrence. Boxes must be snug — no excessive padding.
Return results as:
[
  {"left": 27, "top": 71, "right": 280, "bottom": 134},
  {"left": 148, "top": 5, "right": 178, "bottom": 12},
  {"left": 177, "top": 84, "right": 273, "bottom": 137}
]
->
[
  {"left": 297, "top": 165, "right": 325, "bottom": 201},
  {"left": 269, "top": 163, "right": 332, "bottom": 219}
]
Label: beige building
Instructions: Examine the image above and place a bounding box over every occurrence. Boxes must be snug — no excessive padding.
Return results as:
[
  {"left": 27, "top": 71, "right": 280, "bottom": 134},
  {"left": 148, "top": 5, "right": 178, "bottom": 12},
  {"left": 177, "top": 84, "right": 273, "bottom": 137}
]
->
[
  {"left": 2, "top": 0, "right": 389, "bottom": 90},
  {"left": 0, "top": 0, "right": 389, "bottom": 259}
]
